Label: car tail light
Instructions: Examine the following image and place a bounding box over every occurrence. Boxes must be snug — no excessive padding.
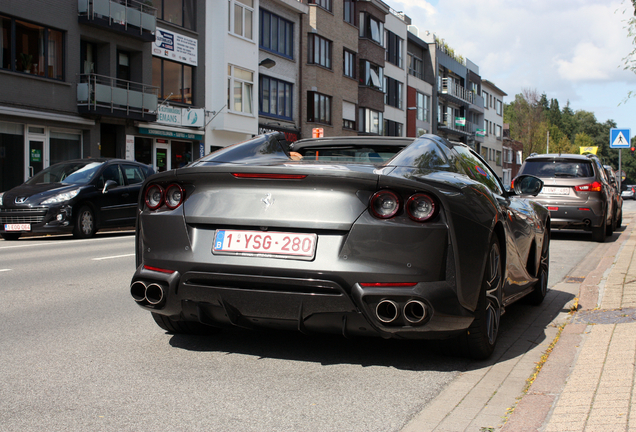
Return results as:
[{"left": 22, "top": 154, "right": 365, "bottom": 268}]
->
[
  {"left": 370, "top": 190, "right": 400, "bottom": 219},
  {"left": 165, "top": 184, "right": 185, "bottom": 209},
  {"left": 406, "top": 193, "right": 437, "bottom": 222},
  {"left": 143, "top": 265, "right": 175, "bottom": 274},
  {"left": 360, "top": 282, "right": 418, "bottom": 287},
  {"left": 575, "top": 181, "right": 602, "bottom": 192},
  {"left": 145, "top": 185, "right": 164, "bottom": 210},
  {"left": 145, "top": 183, "right": 186, "bottom": 210},
  {"left": 547, "top": 206, "right": 558, "bottom": 211},
  {"left": 232, "top": 173, "right": 307, "bottom": 179},
  {"left": 578, "top": 208, "right": 591, "bottom": 211}
]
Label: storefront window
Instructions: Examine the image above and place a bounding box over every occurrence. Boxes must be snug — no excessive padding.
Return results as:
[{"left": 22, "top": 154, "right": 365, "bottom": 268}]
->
[
  {"left": 171, "top": 140, "right": 192, "bottom": 168},
  {"left": 50, "top": 131, "right": 81, "bottom": 166},
  {"left": 135, "top": 137, "right": 152, "bottom": 165},
  {"left": 0, "top": 121, "right": 25, "bottom": 192}
]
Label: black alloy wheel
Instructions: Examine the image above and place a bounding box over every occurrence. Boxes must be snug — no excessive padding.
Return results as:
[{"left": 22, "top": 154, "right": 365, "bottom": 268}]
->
[
  {"left": 464, "top": 236, "right": 503, "bottom": 360},
  {"left": 73, "top": 205, "right": 97, "bottom": 239}
]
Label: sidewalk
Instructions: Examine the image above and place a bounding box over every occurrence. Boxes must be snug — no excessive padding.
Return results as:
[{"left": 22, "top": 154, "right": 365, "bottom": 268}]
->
[{"left": 503, "top": 213, "right": 636, "bottom": 432}]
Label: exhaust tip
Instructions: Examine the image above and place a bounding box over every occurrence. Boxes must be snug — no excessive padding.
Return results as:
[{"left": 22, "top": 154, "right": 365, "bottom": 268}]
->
[
  {"left": 376, "top": 299, "right": 400, "bottom": 323},
  {"left": 145, "top": 283, "right": 165, "bottom": 305},
  {"left": 131, "top": 281, "right": 147, "bottom": 303},
  {"left": 404, "top": 300, "right": 427, "bottom": 324}
]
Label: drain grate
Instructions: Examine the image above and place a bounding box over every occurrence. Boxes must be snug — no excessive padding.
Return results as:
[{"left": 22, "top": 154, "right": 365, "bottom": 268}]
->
[
  {"left": 572, "top": 308, "right": 636, "bottom": 325},
  {"left": 566, "top": 276, "right": 586, "bottom": 283}
]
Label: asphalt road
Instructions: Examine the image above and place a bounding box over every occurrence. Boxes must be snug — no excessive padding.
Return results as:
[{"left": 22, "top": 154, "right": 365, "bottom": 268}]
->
[{"left": 0, "top": 212, "right": 612, "bottom": 432}]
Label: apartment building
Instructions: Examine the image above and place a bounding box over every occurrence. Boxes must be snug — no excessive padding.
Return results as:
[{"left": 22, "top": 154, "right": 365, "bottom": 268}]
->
[
  {"left": 257, "top": 0, "right": 308, "bottom": 143},
  {"left": 405, "top": 26, "right": 434, "bottom": 137},
  {"left": 420, "top": 31, "right": 484, "bottom": 148},
  {"left": 481, "top": 79, "right": 507, "bottom": 180},
  {"left": 382, "top": 8, "right": 408, "bottom": 137}
]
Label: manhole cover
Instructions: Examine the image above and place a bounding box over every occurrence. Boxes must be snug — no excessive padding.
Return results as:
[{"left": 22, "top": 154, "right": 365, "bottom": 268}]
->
[{"left": 566, "top": 277, "right": 585, "bottom": 283}]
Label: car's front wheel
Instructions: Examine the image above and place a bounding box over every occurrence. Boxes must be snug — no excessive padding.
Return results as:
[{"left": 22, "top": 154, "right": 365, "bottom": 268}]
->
[
  {"left": 73, "top": 205, "right": 97, "bottom": 239},
  {"left": 152, "top": 313, "right": 222, "bottom": 335},
  {"left": 463, "top": 236, "right": 503, "bottom": 360},
  {"left": 1, "top": 233, "right": 21, "bottom": 241}
]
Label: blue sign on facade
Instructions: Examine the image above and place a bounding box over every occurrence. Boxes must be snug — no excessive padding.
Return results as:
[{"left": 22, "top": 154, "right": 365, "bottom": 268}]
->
[{"left": 610, "top": 128, "right": 631, "bottom": 149}]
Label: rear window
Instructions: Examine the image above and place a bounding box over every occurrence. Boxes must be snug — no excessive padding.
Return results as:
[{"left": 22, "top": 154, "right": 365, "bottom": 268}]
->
[
  {"left": 520, "top": 159, "right": 594, "bottom": 178},
  {"left": 297, "top": 145, "right": 404, "bottom": 164}
]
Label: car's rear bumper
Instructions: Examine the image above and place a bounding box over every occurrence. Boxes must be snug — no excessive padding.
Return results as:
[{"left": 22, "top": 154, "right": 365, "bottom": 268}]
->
[
  {"left": 130, "top": 265, "right": 474, "bottom": 339},
  {"left": 532, "top": 199, "right": 604, "bottom": 229}
]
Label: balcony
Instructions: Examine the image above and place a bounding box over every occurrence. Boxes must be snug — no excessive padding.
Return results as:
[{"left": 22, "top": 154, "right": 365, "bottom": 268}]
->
[
  {"left": 438, "top": 78, "right": 484, "bottom": 112},
  {"left": 77, "top": 73, "right": 158, "bottom": 122},
  {"left": 78, "top": 0, "right": 156, "bottom": 42}
]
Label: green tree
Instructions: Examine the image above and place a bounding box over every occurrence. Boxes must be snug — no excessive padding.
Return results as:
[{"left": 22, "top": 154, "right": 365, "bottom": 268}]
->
[
  {"left": 547, "top": 99, "right": 563, "bottom": 130},
  {"left": 504, "top": 89, "right": 545, "bottom": 157}
]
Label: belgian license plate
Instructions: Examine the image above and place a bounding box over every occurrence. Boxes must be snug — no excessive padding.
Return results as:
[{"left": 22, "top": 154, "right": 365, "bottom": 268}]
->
[
  {"left": 541, "top": 187, "right": 569, "bottom": 195},
  {"left": 4, "top": 224, "right": 30, "bottom": 231},
  {"left": 213, "top": 229, "right": 317, "bottom": 259}
]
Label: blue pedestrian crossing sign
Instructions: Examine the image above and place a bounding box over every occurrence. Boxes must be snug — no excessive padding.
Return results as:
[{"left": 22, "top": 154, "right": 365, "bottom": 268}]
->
[{"left": 610, "top": 128, "right": 631, "bottom": 148}]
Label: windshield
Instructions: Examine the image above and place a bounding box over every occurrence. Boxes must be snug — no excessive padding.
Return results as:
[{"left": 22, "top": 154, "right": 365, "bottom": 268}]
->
[
  {"left": 521, "top": 160, "right": 594, "bottom": 178},
  {"left": 26, "top": 161, "right": 104, "bottom": 185}
]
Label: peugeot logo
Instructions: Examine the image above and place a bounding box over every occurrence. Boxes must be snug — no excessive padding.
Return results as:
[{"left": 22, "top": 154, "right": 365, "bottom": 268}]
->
[
  {"left": 261, "top": 193, "right": 274, "bottom": 210},
  {"left": 15, "top": 197, "right": 27, "bottom": 204}
]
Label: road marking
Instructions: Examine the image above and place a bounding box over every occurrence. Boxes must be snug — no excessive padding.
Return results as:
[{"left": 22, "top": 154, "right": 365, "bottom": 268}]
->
[
  {"left": 0, "top": 235, "right": 134, "bottom": 250},
  {"left": 0, "top": 269, "right": 12, "bottom": 272},
  {"left": 92, "top": 253, "right": 135, "bottom": 261}
]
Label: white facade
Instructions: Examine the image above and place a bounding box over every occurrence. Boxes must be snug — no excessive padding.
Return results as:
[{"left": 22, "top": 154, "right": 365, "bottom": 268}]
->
[
  {"left": 205, "top": 0, "right": 260, "bottom": 150},
  {"left": 481, "top": 79, "right": 507, "bottom": 179},
  {"left": 383, "top": 10, "right": 409, "bottom": 136}
]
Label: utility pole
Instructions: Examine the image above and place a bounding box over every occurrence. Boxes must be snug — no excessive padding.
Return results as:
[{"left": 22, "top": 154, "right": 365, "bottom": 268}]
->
[{"left": 546, "top": 130, "right": 550, "bottom": 154}]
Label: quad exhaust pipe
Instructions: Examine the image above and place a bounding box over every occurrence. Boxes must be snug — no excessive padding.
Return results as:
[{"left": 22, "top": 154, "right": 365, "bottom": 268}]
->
[
  {"left": 374, "top": 299, "right": 428, "bottom": 325},
  {"left": 131, "top": 281, "right": 165, "bottom": 306}
]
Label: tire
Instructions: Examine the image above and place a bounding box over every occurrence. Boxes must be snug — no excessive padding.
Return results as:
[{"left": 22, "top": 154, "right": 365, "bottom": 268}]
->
[
  {"left": 152, "top": 313, "right": 221, "bottom": 335},
  {"left": 606, "top": 211, "right": 615, "bottom": 236},
  {"left": 463, "top": 236, "right": 503, "bottom": 360},
  {"left": 1, "top": 233, "right": 21, "bottom": 241},
  {"left": 617, "top": 209, "right": 623, "bottom": 229},
  {"left": 73, "top": 205, "right": 97, "bottom": 239},
  {"left": 526, "top": 232, "right": 549, "bottom": 305},
  {"left": 592, "top": 219, "right": 607, "bottom": 242}
]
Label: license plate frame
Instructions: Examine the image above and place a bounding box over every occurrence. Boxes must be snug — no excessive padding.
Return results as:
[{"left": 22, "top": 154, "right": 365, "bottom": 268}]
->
[
  {"left": 4, "top": 223, "right": 31, "bottom": 232},
  {"left": 213, "top": 229, "right": 317, "bottom": 260}
]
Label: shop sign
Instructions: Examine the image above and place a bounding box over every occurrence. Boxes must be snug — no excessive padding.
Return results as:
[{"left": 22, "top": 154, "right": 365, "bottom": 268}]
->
[
  {"left": 157, "top": 106, "right": 204, "bottom": 128},
  {"left": 139, "top": 127, "right": 204, "bottom": 141},
  {"left": 153, "top": 27, "right": 198, "bottom": 66},
  {"left": 125, "top": 135, "right": 135, "bottom": 161},
  {"left": 30, "top": 148, "right": 42, "bottom": 163}
]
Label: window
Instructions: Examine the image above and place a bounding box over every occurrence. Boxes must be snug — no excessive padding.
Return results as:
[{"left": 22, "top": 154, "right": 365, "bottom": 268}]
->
[
  {"left": 383, "top": 119, "right": 403, "bottom": 137},
  {"left": 344, "top": 0, "right": 355, "bottom": 25},
  {"left": 359, "top": 108, "right": 383, "bottom": 135},
  {"left": 228, "top": 65, "right": 253, "bottom": 114},
  {"left": 416, "top": 92, "right": 429, "bottom": 122},
  {"left": 309, "top": 0, "right": 332, "bottom": 11},
  {"left": 259, "top": 75, "right": 293, "bottom": 120},
  {"left": 482, "top": 91, "right": 489, "bottom": 109},
  {"left": 50, "top": 131, "right": 81, "bottom": 166},
  {"left": 454, "top": 146, "right": 504, "bottom": 196},
  {"left": 359, "top": 60, "right": 383, "bottom": 90},
  {"left": 308, "top": 34, "right": 332, "bottom": 69},
  {"left": 495, "top": 124, "right": 502, "bottom": 139},
  {"left": 343, "top": 101, "right": 356, "bottom": 130},
  {"left": 307, "top": 91, "right": 331, "bottom": 124},
  {"left": 260, "top": 9, "right": 293, "bottom": 58},
  {"left": 516, "top": 151, "right": 523, "bottom": 165},
  {"left": 496, "top": 99, "right": 503, "bottom": 116},
  {"left": 0, "top": 16, "right": 64, "bottom": 79},
  {"left": 153, "top": 0, "right": 195, "bottom": 30},
  {"left": 503, "top": 148, "right": 513, "bottom": 164},
  {"left": 385, "top": 30, "right": 403, "bottom": 68},
  {"left": 229, "top": 0, "right": 254, "bottom": 40},
  {"left": 122, "top": 164, "right": 146, "bottom": 185},
  {"left": 359, "top": 12, "right": 383, "bottom": 45},
  {"left": 343, "top": 49, "right": 355, "bottom": 78},
  {"left": 407, "top": 53, "right": 423, "bottom": 79},
  {"left": 384, "top": 76, "right": 403, "bottom": 109},
  {"left": 80, "top": 40, "right": 97, "bottom": 74},
  {"left": 153, "top": 57, "right": 193, "bottom": 104},
  {"left": 496, "top": 151, "right": 502, "bottom": 166}
]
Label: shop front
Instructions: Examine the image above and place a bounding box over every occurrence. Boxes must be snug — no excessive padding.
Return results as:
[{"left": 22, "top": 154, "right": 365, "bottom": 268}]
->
[{"left": 132, "top": 124, "right": 204, "bottom": 172}]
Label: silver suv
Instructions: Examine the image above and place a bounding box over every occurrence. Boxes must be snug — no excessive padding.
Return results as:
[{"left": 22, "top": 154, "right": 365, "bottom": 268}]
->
[{"left": 515, "top": 154, "right": 616, "bottom": 242}]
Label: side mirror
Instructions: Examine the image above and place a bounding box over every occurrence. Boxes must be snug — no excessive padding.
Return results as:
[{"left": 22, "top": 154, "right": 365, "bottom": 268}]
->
[
  {"left": 102, "top": 179, "right": 117, "bottom": 193},
  {"left": 512, "top": 175, "right": 544, "bottom": 197}
]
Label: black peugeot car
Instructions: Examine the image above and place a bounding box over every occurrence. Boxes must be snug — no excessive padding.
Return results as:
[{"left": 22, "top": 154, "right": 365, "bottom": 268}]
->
[{"left": 0, "top": 158, "right": 154, "bottom": 240}]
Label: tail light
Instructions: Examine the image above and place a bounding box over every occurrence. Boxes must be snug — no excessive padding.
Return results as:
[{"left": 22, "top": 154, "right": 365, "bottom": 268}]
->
[
  {"left": 575, "top": 181, "right": 602, "bottom": 192},
  {"left": 406, "top": 193, "right": 437, "bottom": 222},
  {"left": 370, "top": 190, "right": 400, "bottom": 219},
  {"left": 145, "top": 183, "right": 186, "bottom": 210}
]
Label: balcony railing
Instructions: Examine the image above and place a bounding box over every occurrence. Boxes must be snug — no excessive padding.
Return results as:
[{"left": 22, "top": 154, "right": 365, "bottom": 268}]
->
[
  {"left": 439, "top": 78, "right": 485, "bottom": 106},
  {"left": 78, "top": 0, "right": 156, "bottom": 41},
  {"left": 77, "top": 73, "right": 158, "bottom": 121}
]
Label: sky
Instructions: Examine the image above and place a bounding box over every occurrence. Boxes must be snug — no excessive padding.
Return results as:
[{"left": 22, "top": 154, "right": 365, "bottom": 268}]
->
[{"left": 392, "top": 0, "right": 636, "bottom": 132}]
